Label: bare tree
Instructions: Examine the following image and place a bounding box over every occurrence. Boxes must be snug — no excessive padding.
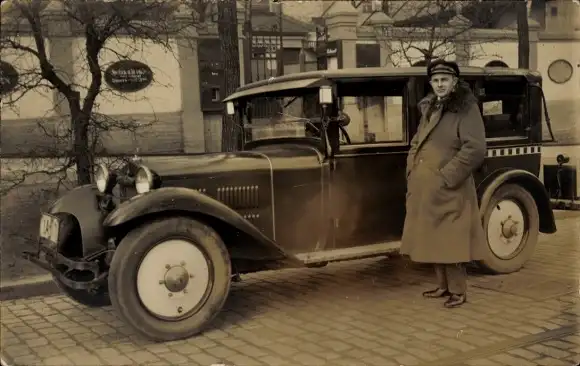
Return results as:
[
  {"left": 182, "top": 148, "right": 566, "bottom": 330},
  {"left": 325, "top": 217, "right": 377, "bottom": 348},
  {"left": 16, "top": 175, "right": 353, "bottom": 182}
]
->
[
  {"left": 516, "top": 0, "right": 530, "bottom": 68},
  {"left": 366, "top": 0, "right": 516, "bottom": 66},
  {"left": 217, "top": 0, "right": 241, "bottom": 152},
  {"left": 0, "top": 0, "right": 202, "bottom": 191}
]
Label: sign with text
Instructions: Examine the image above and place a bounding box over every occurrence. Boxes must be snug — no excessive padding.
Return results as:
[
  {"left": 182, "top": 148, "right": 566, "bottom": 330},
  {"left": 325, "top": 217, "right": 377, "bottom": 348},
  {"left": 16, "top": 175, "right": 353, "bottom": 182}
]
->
[
  {"left": 0, "top": 60, "right": 19, "bottom": 96},
  {"left": 104, "top": 60, "right": 153, "bottom": 93}
]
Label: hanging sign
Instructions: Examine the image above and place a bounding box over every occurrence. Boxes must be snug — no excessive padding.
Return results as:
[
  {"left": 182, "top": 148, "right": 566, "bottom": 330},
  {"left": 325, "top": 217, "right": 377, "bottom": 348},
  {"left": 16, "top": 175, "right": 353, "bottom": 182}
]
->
[
  {"left": 104, "top": 60, "right": 153, "bottom": 93},
  {"left": 0, "top": 60, "right": 19, "bottom": 96}
]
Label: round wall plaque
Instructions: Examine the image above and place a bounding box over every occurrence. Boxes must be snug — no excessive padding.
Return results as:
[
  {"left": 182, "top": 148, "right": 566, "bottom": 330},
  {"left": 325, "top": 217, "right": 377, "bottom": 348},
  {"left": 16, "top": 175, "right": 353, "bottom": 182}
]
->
[
  {"left": 547, "top": 59, "right": 573, "bottom": 84},
  {"left": 104, "top": 60, "right": 154, "bottom": 93},
  {"left": 0, "top": 60, "right": 19, "bottom": 96}
]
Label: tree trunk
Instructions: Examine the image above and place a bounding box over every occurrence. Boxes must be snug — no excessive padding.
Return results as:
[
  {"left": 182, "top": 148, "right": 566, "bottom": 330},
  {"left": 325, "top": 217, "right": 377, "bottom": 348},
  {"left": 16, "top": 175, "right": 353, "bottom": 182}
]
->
[
  {"left": 70, "top": 92, "right": 92, "bottom": 185},
  {"left": 516, "top": 0, "right": 529, "bottom": 68},
  {"left": 218, "top": 0, "right": 241, "bottom": 152}
]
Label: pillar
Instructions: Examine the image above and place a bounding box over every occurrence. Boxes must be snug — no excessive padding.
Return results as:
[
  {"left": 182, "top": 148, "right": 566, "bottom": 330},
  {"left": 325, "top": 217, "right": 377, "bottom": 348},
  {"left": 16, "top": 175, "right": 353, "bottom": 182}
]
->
[
  {"left": 236, "top": 5, "right": 247, "bottom": 85},
  {"left": 324, "top": 2, "right": 358, "bottom": 69},
  {"left": 369, "top": 12, "right": 395, "bottom": 68},
  {"left": 175, "top": 9, "right": 206, "bottom": 153},
  {"left": 528, "top": 18, "right": 541, "bottom": 71},
  {"left": 448, "top": 4, "right": 472, "bottom": 66}
]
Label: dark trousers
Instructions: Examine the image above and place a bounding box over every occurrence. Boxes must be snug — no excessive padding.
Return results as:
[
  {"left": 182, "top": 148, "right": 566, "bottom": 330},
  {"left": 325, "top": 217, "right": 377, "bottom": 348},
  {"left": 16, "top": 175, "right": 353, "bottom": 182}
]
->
[{"left": 435, "top": 263, "right": 467, "bottom": 294}]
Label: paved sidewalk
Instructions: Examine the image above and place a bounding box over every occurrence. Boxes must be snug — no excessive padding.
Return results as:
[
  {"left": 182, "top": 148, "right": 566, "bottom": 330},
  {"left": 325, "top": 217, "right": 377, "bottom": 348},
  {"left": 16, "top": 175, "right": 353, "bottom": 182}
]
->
[{"left": 1, "top": 215, "right": 579, "bottom": 366}]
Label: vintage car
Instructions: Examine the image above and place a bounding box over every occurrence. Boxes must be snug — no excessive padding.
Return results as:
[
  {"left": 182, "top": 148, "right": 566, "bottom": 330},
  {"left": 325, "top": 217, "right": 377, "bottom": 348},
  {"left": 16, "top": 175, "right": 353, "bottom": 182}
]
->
[{"left": 26, "top": 66, "right": 558, "bottom": 342}]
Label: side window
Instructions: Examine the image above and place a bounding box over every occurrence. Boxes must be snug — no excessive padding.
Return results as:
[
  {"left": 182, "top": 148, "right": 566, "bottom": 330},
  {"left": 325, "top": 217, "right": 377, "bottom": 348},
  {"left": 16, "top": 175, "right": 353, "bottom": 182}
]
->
[
  {"left": 340, "top": 83, "right": 406, "bottom": 144},
  {"left": 479, "top": 79, "right": 529, "bottom": 140}
]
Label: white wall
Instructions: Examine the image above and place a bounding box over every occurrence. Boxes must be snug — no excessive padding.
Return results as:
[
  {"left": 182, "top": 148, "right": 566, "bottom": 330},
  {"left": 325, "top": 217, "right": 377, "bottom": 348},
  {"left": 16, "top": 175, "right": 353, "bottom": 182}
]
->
[
  {"left": 469, "top": 41, "right": 519, "bottom": 67},
  {"left": 537, "top": 40, "right": 580, "bottom": 143},
  {"left": 0, "top": 36, "right": 55, "bottom": 120},
  {"left": 389, "top": 40, "right": 456, "bottom": 66},
  {"left": 71, "top": 37, "right": 182, "bottom": 115}
]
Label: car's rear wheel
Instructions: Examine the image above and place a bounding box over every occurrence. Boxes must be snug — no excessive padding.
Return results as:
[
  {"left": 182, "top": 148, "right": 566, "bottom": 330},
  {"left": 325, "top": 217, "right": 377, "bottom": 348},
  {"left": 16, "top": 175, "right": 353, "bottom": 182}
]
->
[
  {"left": 478, "top": 184, "right": 539, "bottom": 274},
  {"left": 108, "top": 217, "right": 231, "bottom": 341}
]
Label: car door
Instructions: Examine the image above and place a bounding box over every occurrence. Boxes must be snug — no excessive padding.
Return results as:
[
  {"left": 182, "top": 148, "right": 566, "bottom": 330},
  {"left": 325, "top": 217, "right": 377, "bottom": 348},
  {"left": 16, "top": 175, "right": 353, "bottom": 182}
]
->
[{"left": 329, "top": 78, "right": 417, "bottom": 249}]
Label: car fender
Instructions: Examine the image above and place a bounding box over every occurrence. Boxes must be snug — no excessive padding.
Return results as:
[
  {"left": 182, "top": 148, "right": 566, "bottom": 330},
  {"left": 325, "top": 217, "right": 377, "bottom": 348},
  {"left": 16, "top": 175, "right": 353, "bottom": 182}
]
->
[
  {"left": 47, "top": 184, "right": 107, "bottom": 257},
  {"left": 477, "top": 169, "right": 557, "bottom": 234},
  {"left": 103, "top": 187, "right": 300, "bottom": 264}
]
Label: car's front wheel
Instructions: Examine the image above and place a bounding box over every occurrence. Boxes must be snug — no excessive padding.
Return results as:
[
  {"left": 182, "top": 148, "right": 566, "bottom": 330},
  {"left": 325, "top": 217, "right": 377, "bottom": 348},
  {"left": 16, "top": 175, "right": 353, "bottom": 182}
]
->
[
  {"left": 108, "top": 217, "right": 232, "bottom": 341},
  {"left": 478, "top": 184, "right": 539, "bottom": 274}
]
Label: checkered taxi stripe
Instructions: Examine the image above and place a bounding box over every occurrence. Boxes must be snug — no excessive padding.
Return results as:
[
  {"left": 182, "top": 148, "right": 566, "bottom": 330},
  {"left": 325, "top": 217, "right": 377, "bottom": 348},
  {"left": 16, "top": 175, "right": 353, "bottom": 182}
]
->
[{"left": 486, "top": 145, "right": 542, "bottom": 158}]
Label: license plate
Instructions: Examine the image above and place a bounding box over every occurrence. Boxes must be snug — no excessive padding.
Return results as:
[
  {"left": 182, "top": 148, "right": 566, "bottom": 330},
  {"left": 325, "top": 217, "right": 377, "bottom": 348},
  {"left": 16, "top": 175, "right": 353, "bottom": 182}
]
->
[{"left": 39, "top": 213, "right": 59, "bottom": 244}]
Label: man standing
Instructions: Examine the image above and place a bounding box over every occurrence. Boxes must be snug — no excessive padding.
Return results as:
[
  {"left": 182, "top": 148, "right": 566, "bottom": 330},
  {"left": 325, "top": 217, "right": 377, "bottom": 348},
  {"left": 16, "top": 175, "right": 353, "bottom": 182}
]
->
[{"left": 400, "top": 59, "right": 487, "bottom": 308}]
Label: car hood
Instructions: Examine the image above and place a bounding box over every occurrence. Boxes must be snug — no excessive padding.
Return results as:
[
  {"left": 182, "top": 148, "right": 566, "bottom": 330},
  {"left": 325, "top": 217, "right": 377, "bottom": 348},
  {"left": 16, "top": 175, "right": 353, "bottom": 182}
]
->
[
  {"left": 136, "top": 144, "right": 323, "bottom": 179},
  {"left": 137, "top": 152, "right": 266, "bottom": 179}
]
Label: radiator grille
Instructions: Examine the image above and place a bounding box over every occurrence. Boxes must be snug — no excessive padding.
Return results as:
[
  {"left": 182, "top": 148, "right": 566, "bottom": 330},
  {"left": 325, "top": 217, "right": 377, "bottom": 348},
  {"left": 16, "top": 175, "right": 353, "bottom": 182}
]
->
[{"left": 216, "top": 185, "right": 260, "bottom": 209}]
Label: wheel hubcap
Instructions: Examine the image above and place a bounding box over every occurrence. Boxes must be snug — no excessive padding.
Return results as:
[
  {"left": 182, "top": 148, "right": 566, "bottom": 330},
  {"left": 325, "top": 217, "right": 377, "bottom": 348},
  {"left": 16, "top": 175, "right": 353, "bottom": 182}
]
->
[
  {"left": 501, "top": 218, "right": 519, "bottom": 238},
  {"left": 163, "top": 265, "right": 190, "bottom": 292},
  {"left": 487, "top": 199, "right": 526, "bottom": 259},
  {"left": 136, "top": 239, "right": 211, "bottom": 320}
]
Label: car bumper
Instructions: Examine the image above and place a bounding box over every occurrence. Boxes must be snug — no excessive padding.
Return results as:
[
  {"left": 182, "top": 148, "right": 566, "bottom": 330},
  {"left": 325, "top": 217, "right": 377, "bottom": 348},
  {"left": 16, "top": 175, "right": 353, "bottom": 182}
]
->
[{"left": 22, "top": 237, "right": 110, "bottom": 291}]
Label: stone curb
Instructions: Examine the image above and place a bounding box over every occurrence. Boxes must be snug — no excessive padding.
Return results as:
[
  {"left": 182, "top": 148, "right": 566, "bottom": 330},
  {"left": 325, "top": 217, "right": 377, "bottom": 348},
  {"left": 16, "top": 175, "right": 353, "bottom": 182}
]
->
[{"left": 0, "top": 274, "right": 59, "bottom": 302}]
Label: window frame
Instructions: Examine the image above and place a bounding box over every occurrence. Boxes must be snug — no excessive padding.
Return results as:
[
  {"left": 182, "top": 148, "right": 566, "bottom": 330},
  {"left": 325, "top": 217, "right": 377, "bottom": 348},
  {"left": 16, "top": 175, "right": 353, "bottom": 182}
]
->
[
  {"left": 477, "top": 76, "right": 531, "bottom": 143},
  {"left": 334, "top": 78, "right": 410, "bottom": 150}
]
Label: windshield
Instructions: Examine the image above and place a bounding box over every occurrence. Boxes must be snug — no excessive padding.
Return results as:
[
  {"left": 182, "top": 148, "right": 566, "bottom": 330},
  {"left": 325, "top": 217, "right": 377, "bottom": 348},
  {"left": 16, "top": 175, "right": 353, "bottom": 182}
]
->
[{"left": 243, "top": 90, "right": 329, "bottom": 142}]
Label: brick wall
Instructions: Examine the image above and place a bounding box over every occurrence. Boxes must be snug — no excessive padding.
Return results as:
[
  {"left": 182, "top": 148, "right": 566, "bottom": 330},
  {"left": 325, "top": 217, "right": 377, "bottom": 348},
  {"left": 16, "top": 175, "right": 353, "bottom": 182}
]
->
[{"left": 0, "top": 111, "right": 184, "bottom": 157}]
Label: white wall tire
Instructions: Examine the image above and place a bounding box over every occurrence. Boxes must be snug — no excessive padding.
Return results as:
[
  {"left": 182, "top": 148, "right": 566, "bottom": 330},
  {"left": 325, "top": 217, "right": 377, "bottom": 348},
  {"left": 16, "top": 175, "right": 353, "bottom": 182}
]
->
[
  {"left": 479, "top": 184, "right": 540, "bottom": 274},
  {"left": 108, "top": 217, "right": 231, "bottom": 341}
]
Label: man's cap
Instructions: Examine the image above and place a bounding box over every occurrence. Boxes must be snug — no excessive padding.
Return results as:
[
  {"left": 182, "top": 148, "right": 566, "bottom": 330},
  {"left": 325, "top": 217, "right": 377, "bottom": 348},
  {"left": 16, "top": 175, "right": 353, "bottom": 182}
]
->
[{"left": 427, "top": 59, "right": 460, "bottom": 78}]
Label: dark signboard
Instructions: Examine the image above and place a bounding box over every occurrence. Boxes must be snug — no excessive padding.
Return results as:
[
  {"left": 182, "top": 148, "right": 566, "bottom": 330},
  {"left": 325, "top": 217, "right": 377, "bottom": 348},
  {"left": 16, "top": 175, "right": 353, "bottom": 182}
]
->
[
  {"left": 0, "top": 61, "right": 19, "bottom": 96},
  {"left": 198, "top": 39, "right": 224, "bottom": 112},
  {"left": 104, "top": 60, "right": 153, "bottom": 93},
  {"left": 356, "top": 44, "right": 380, "bottom": 68}
]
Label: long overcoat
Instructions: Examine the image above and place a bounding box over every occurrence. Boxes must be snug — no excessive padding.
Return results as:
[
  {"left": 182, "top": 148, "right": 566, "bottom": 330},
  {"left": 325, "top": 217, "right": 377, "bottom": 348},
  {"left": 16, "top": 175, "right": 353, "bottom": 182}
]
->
[{"left": 400, "top": 82, "right": 488, "bottom": 264}]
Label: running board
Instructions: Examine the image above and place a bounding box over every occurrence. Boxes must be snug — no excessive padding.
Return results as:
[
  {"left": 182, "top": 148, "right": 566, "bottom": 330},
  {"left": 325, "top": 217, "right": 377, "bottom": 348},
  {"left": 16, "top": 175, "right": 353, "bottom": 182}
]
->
[{"left": 294, "top": 241, "right": 401, "bottom": 265}]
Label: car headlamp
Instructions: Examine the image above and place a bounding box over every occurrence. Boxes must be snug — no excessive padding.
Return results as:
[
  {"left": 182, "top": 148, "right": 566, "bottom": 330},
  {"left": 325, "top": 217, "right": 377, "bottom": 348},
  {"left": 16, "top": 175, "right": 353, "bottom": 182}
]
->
[
  {"left": 135, "top": 166, "right": 154, "bottom": 194},
  {"left": 95, "top": 164, "right": 112, "bottom": 193}
]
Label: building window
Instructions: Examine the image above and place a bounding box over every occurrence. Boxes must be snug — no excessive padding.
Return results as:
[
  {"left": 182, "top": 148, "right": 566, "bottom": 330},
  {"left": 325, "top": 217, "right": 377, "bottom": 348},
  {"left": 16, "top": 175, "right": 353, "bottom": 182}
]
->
[
  {"left": 356, "top": 44, "right": 381, "bottom": 68},
  {"left": 211, "top": 88, "right": 220, "bottom": 102},
  {"left": 485, "top": 60, "right": 509, "bottom": 68},
  {"left": 361, "top": 0, "right": 382, "bottom": 13},
  {"left": 550, "top": 6, "right": 558, "bottom": 16},
  {"left": 548, "top": 59, "right": 573, "bottom": 84}
]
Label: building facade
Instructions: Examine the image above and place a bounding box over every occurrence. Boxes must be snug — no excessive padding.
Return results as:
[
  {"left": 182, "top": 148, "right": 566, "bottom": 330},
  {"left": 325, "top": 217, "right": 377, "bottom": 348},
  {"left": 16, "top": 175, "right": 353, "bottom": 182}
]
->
[{"left": 0, "top": 0, "right": 577, "bottom": 157}]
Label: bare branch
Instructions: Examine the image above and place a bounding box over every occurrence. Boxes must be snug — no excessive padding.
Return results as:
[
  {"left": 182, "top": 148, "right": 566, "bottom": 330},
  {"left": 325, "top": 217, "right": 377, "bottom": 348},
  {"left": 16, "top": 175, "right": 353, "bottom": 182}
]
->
[{"left": 1, "top": 0, "right": 205, "bottom": 190}]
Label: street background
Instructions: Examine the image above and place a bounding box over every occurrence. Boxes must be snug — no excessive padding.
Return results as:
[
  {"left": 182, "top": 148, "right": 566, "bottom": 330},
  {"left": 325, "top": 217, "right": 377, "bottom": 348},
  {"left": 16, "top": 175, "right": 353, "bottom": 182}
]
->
[{"left": 1, "top": 211, "right": 578, "bottom": 366}]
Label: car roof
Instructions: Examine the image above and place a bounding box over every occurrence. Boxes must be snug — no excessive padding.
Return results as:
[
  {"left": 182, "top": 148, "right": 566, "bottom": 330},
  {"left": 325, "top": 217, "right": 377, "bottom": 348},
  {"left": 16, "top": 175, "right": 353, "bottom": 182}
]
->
[{"left": 223, "top": 66, "right": 542, "bottom": 102}]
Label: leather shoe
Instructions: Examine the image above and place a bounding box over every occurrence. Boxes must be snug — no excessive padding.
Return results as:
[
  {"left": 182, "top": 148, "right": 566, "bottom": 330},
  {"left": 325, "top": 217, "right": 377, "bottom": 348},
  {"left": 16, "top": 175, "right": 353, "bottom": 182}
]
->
[
  {"left": 444, "top": 293, "right": 466, "bottom": 308},
  {"left": 422, "top": 288, "right": 451, "bottom": 298}
]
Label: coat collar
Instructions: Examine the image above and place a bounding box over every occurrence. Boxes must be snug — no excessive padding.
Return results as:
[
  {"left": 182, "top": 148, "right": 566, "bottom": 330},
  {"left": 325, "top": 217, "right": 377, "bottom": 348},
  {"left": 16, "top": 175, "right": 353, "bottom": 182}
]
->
[
  {"left": 415, "top": 80, "right": 478, "bottom": 149},
  {"left": 418, "top": 80, "right": 477, "bottom": 115}
]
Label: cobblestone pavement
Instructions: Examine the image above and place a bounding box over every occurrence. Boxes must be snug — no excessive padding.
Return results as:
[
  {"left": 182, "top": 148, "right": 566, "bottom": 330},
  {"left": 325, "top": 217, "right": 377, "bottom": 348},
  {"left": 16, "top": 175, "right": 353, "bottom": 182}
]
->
[{"left": 1, "top": 213, "right": 579, "bottom": 366}]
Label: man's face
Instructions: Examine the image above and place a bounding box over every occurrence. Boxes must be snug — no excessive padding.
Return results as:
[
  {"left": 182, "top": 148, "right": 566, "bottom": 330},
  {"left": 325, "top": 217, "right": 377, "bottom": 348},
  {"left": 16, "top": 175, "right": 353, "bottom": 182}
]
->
[{"left": 430, "top": 73, "right": 457, "bottom": 98}]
